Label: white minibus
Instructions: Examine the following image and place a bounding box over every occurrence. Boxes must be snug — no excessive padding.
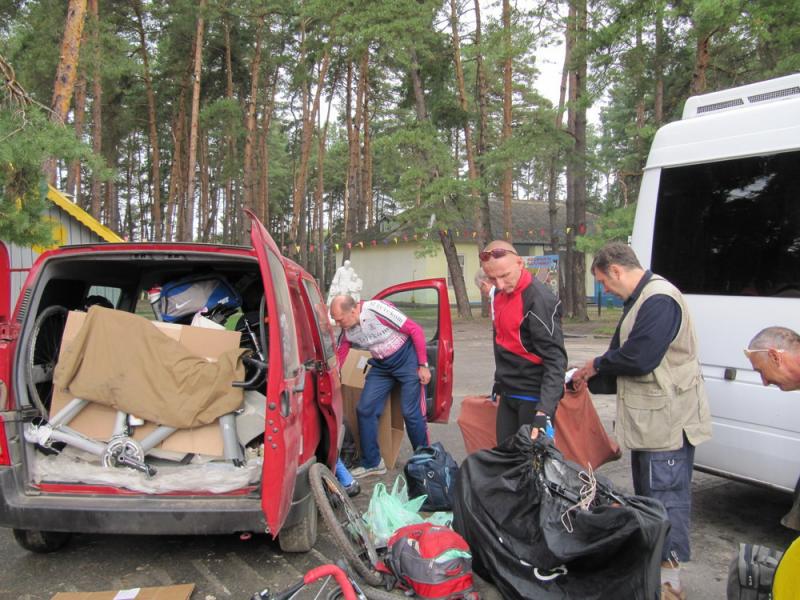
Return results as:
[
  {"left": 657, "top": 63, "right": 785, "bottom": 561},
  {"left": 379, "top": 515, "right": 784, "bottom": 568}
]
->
[{"left": 630, "top": 74, "right": 800, "bottom": 508}]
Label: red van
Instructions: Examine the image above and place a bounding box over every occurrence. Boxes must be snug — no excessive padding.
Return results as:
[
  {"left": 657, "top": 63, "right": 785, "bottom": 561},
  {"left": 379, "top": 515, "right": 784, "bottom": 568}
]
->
[{"left": 0, "top": 213, "right": 453, "bottom": 553}]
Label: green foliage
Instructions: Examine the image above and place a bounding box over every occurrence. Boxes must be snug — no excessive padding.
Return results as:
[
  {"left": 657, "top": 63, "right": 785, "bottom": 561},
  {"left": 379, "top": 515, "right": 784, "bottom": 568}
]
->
[
  {"left": 0, "top": 105, "right": 95, "bottom": 245},
  {"left": 575, "top": 204, "right": 635, "bottom": 253}
]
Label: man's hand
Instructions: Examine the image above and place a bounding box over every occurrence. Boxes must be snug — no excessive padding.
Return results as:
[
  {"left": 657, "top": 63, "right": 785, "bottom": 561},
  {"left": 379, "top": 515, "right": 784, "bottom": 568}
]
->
[
  {"left": 418, "top": 365, "right": 431, "bottom": 385},
  {"left": 531, "top": 412, "right": 548, "bottom": 440},
  {"left": 573, "top": 358, "right": 598, "bottom": 383}
]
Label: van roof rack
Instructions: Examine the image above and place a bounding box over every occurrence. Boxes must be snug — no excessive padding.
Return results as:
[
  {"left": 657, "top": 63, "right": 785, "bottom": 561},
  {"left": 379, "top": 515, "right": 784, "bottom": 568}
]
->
[{"left": 682, "top": 73, "right": 800, "bottom": 120}]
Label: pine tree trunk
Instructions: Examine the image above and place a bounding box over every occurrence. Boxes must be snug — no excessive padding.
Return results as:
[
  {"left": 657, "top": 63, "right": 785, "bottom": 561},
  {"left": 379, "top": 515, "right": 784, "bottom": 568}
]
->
[
  {"left": 165, "top": 83, "right": 188, "bottom": 242},
  {"left": 291, "top": 33, "right": 331, "bottom": 247},
  {"left": 89, "top": 0, "right": 102, "bottom": 221},
  {"left": 184, "top": 0, "right": 206, "bottom": 241},
  {"left": 473, "top": 0, "right": 493, "bottom": 317},
  {"left": 131, "top": 0, "right": 162, "bottom": 241},
  {"left": 243, "top": 15, "right": 265, "bottom": 219},
  {"left": 654, "top": 2, "right": 665, "bottom": 125},
  {"left": 356, "top": 53, "right": 368, "bottom": 231},
  {"left": 342, "top": 61, "right": 354, "bottom": 262},
  {"left": 361, "top": 55, "right": 373, "bottom": 229},
  {"left": 572, "top": 0, "right": 588, "bottom": 321},
  {"left": 547, "top": 19, "right": 570, "bottom": 264},
  {"left": 50, "top": 0, "right": 88, "bottom": 125},
  {"left": 690, "top": 31, "right": 713, "bottom": 95},
  {"left": 223, "top": 18, "right": 235, "bottom": 243},
  {"left": 501, "top": 0, "right": 513, "bottom": 241},
  {"left": 259, "top": 67, "right": 279, "bottom": 230},
  {"left": 65, "top": 72, "right": 86, "bottom": 202},
  {"left": 199, "top": 130, "right": 210, "bottom": 241}
]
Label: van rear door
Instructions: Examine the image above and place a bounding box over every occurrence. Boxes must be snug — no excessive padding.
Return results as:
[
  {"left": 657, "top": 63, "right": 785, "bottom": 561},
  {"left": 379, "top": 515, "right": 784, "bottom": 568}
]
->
[
  {"left": 373, "top": 278, "right": 454, "bottom": 423},
  {"left": 247, "top": 211, "right": 303, "bottom": 535}
]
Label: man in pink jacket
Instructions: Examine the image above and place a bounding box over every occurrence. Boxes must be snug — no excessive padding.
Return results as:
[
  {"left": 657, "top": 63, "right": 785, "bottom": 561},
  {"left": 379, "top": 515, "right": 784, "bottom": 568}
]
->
[{"left": 331, "top": 294, "right": 431, "bottom": 477}]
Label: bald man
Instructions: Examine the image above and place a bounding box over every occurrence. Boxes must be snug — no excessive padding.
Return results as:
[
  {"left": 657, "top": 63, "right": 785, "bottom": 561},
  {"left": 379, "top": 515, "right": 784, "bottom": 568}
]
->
[
  {"left": 479, "top": 240, "right": 567, "bottom": 444},
  {"left": 331, "top": 293, "right": 430, "bottom": 478}
]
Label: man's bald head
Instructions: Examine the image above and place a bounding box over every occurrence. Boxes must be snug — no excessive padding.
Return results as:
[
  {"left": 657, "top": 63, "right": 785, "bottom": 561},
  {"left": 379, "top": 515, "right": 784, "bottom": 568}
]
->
[
  {"left": 480, "top": 240, "right": 524, "bottom": 294},
  {"left": 330, "top": 294, "right": 360, "bottom": 329},
  {"left": 484, "top": 240, "right": 516, "bottom": 253}
]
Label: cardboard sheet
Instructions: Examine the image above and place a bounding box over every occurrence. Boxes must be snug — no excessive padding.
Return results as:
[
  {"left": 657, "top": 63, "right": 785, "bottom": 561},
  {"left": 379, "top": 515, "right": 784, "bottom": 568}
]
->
[
  {"left": 340, "top": 349, "right": 405, "bottom": 469},
  {"left": 51, "top": 583, "right": 194, "bottom": 600}
]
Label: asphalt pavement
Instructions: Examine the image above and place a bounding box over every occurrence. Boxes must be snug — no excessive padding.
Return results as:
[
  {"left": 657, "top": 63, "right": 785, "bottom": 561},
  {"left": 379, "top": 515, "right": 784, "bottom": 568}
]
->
[{"left": 0, "top": 317, "right": 796, "bottom": 599}]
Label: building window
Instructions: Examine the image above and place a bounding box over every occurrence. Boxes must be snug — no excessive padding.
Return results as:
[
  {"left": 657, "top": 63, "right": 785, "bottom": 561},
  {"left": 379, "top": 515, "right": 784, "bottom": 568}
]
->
[{"left": 447, "top": 254, "right": 465, "bottom": 288}]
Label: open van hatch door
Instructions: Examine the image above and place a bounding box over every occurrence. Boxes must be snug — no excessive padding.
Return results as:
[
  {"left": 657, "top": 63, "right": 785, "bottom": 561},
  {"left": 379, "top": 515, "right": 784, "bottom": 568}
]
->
[
  {"left": 247, "top": 211, "right": 304, "bottom": 536},
  {"left": 373, "top": 278, "right": 454, "bottom": 423}
]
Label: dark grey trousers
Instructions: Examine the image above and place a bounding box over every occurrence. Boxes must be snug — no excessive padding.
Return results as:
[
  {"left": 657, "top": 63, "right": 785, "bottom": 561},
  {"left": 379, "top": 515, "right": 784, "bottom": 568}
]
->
[{"left": 631, "top": 434, "right": 695, "bottom": 562}]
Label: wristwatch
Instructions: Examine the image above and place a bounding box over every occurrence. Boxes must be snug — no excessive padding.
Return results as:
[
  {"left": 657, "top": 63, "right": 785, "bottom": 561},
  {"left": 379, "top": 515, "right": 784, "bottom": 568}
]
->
[{"left": 419, "top": 363, "right": 429, "bottom": 368}]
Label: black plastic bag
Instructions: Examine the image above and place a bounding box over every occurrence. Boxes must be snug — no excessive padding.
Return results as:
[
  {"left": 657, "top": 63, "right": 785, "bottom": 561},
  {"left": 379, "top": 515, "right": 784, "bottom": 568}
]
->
[{"left": 452, "top": 426, "right": 669, "bottom": 600}]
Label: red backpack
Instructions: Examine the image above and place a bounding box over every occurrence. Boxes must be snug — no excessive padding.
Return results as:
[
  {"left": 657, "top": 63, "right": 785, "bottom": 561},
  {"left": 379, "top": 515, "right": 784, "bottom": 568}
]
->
[{"left": 380, "top": 523, "right": 478, "bottom": 600}]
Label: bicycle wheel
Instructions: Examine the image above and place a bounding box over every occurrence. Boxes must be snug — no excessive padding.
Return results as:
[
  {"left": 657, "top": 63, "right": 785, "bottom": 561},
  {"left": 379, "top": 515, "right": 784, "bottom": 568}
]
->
[
  {"left": 310, "top": 463, "right": 383, "bottom": 586},
  {"left": 26, "top": 305, "right": 69, "bottom": 417}
]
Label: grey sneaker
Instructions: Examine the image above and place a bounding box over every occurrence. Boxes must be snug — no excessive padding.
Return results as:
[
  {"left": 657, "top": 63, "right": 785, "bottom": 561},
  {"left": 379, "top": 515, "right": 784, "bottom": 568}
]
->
[{"left": 350, "top": 458, "right": 387, "bottom": 478}]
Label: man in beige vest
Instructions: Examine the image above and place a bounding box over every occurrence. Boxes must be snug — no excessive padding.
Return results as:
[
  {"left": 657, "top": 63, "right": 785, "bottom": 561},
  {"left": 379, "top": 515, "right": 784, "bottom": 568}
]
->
[{"left": 574, "top": 242, "right": 712, "bottom": 600}]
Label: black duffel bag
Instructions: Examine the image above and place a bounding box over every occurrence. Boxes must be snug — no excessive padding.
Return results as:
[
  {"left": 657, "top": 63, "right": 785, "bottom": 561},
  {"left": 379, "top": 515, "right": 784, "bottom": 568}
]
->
[{"left": 404, "top": 442, "right": 459, "bottom": 512}]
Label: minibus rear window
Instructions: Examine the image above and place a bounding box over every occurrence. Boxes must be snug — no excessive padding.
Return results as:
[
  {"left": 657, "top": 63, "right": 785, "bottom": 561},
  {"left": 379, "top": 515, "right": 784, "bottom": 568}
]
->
[{"left": 651, "top": 150, "right": 800, "bottom": 297}]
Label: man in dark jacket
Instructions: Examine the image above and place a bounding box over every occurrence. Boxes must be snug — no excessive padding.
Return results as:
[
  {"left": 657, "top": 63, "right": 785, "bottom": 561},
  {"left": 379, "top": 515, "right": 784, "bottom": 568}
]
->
[{"left": 480, "top": 240, "right": 567, "bottom": 443}]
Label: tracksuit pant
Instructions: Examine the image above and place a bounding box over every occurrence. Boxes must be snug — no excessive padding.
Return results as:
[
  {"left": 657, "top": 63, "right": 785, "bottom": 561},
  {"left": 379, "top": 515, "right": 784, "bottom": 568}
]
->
[{"left": 357, "top": 339, "right": 429, "bottom": 468}]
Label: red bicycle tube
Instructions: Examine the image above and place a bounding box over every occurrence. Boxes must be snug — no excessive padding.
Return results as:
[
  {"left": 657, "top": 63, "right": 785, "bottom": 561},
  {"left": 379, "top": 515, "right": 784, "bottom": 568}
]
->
[{"left": 303, "top": 565, "right": 357, "bottom": 600}]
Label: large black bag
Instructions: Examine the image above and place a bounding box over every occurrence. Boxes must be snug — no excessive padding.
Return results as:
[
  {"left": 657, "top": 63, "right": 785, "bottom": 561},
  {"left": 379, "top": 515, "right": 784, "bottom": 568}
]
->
[
  {"left": 404, "top": 442, "right": 459, "bottom": 512},
  {"left": 726, "top": 543, "right": 783, "bottom": 600},
  {"left": 452, "top": 426, "right": 670, "bottom": 600}
]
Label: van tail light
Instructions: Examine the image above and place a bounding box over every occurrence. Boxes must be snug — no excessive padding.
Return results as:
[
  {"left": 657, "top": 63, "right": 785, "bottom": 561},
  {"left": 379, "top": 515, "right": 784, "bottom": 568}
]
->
[{"left": 0, "top": 415, "right": 10, "bottom": 466}]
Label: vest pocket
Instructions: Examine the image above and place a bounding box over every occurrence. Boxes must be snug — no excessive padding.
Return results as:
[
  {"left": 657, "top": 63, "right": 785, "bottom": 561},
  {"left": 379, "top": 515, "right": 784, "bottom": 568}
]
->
[{"left": 621, "top": 390, "right": 671, "bottom": 449}]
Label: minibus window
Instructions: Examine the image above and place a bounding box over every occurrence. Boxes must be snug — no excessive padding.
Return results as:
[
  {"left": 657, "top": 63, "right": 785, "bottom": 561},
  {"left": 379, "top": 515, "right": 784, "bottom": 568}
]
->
[{"left": 651, "top": 150, "right": 800, "bottom": 297}]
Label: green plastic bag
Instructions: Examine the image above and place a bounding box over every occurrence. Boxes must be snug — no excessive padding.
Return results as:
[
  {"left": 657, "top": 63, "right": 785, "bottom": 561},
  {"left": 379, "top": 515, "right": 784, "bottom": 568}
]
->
[
  {"left": 364, "top": 476, "right": 425, "bottom": 547},
  {"left": 364, "top": 476, "right": 455, "bottom": 547}
]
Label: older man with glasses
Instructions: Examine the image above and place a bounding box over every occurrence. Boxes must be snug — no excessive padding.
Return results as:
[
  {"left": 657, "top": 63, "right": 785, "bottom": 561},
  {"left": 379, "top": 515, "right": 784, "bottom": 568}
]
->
[
  {"left": 479, "top": 240, "right": 567, "bottom": 445},
  {"left": 745, "top": 327, "right": 800, "bottom": 391}
]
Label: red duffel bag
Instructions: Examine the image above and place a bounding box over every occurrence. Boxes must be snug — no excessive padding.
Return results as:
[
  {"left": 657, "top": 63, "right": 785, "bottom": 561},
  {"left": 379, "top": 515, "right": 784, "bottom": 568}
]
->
[{"left": 457, "top": 387, "right": 621, "bottom": 470}]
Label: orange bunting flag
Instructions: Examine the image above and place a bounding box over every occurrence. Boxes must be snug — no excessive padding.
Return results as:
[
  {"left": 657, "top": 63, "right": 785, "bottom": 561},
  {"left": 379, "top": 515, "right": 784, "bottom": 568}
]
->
[
  {"left": 393, "top": 237, "right": 398, "bottom": 244},
  {"left": 334, "top": 243, "right": 340, "bottom": 251}
]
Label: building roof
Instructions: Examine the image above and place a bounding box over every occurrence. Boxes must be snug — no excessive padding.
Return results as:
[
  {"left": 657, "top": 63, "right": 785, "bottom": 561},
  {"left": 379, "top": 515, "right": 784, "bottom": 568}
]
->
[
  {"left": 47, "top": 185, "right": 124, "bottom": 242},
  {"left": 353, "top": 199, "right": 594, "bottom": 245}
]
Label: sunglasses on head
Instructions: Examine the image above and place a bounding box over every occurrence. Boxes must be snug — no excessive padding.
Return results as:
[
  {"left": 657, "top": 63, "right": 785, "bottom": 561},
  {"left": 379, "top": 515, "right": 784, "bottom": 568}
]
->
[
  {"left": 479, "top": 248, "right": 518, "bottom": 262},
  {"left": 743, "top": 347, "right": 784, "bottom": 358}
]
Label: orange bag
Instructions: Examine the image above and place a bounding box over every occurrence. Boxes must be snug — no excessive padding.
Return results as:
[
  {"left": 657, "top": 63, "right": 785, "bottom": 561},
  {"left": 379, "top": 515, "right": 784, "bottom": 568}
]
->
[{"left": 456, "top": 389, "right": 621, "bottom": 471}]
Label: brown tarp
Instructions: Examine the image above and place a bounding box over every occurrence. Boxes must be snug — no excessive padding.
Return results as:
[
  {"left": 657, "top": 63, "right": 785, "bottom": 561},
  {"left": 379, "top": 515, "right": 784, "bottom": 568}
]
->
[
  {"left": 53, "top": 306, "right": 246, "bottom": 429},
  {"left": 457, "top": 388, "right": 621, "bottom": 470}
]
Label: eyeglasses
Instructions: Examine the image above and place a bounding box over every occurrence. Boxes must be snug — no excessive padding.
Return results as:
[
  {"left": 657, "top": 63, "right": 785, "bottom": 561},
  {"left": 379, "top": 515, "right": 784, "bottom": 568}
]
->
[
  {"left": 743, "top": 348, "right": 784, "bottom": 358},
  {"left": 479, "top": 248, "right": 518, "bottom": 262}
]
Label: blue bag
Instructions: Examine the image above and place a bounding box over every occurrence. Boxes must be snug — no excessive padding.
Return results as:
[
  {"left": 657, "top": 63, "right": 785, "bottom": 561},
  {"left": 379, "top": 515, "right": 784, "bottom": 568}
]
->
[
  {"left": 404, "top": 442, "right": 459, "bottom": 512},
  {"left": 158, "top": 275, "right": 242, "bottom": 323}
]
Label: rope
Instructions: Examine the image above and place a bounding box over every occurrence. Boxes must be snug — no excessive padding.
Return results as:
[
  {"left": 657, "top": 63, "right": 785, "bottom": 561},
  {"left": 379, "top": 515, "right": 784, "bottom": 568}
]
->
[{"left": 560, "top": 464, "right": 597, "bottom": 533}]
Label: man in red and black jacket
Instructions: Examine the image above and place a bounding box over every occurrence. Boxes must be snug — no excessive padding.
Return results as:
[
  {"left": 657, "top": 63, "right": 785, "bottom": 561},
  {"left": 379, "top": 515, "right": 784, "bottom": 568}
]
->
[{"left": 480, "top": 240, "right": 567, "bottom": 443}]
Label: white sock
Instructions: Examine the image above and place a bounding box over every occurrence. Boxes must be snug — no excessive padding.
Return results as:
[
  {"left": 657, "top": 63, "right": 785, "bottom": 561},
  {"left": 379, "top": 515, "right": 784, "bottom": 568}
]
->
[{"left": 661, "top": 565, "right": 682, "bottom": 592}]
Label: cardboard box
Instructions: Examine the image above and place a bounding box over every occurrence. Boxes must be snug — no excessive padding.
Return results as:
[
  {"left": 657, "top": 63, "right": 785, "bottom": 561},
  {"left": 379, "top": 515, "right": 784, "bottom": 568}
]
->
[
  {"left": 49, "top": 311, "right": 243, "bottom": 457},
  {"left": 51, "top": 583, "right": 194, "bottom": 600},
  {"left": 340, "top": 349, "right": 405, "bottom": 469}
]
